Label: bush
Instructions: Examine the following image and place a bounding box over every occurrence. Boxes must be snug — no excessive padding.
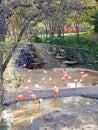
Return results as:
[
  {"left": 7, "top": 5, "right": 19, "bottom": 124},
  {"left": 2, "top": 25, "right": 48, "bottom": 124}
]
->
[
  {"left": 34, "top": 36, "right": 42, "bottom": 43},
  {"left": 47, "top": 46, "right": 56, "bottom": 53}
]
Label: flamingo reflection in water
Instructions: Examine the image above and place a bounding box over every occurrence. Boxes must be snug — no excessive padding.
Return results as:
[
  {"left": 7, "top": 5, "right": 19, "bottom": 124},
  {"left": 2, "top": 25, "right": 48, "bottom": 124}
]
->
[{"left": 29, "top": 94, "right": 37, "bottom": 110}]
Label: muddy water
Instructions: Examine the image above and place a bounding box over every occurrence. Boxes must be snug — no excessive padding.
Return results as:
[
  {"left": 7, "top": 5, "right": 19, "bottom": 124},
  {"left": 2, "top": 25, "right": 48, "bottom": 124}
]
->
[
  {"left": 4, "top": 67, "right": 98, "bottom": 92},
  {"left": 3, "top": 96, "right": 98, "bottom": 130}
]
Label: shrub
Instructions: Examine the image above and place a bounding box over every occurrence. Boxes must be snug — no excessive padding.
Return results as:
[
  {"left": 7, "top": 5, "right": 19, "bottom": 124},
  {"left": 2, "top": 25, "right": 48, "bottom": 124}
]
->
[
  {"left": 34, "top": 36, "right": 42, "bottom": 43},
  {"left": 48, "top": 46, "right": 56, "bottom": 53}
]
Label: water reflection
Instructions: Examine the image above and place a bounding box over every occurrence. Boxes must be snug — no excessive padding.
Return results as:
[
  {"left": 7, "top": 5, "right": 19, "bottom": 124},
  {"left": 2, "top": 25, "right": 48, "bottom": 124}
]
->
[{"left": 3, "top": 96, "right": 98, "bottom": 130}]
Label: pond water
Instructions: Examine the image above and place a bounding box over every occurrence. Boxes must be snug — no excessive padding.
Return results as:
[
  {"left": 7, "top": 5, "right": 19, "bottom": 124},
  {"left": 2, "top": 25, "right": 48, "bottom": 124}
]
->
[
  {"left": 3, "top": 59, "right": 98, "bottom": 129},
  {"left": 4, "top": 66, "right": 98, "bottom": 92},
  {"left": 2, "top": 96, "right": 98, "bottom": 130}
]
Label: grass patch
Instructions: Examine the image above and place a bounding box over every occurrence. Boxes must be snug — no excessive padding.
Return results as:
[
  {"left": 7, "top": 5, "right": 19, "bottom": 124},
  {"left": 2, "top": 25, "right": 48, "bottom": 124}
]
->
[{"left": 35, "top": 34, "right": 98, "bottom": 55}]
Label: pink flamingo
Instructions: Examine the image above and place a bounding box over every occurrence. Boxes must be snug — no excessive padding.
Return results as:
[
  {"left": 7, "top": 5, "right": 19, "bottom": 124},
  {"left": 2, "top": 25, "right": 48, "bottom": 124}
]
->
[
  {"left": 49, "top": 78, "right": 53, "bottom": 82},
  {"left": 79, "top": 79, "right": 83, "bottom": 83},
  {"left": 27, "top": 77, "right": 32, "bottom": 84},
  {"left": 23, "top": 86, "right": 30, "bottom": 91},
  {"left": 62, "top": 70, "right": 67, "bottom": 76},
  {"left": 68, "top": 76, "right": 71, "bottom": 80},
  {"left": 53, "top": 69, "right": 58, "bottom": 73},
  {"left": 61, "top": 77, "right": 65, "bottom": 81},
  {"left": 23, "top": 64, "right": 26, "bottom": 67},
  {"left": 81, "top": 72, "right": 88, "bottom": 78},
  {"left": 28, "top": 69, "right": 32, "bottom": 72},
  {"left": 53, "top": 86, "right": 59, "bottom": 99},
  {"left": 74, "top": 79, "right": 78, "bottom": 87},
  {"left": 30, "top": 94, "right": 36, "bottom": 101},
  {"left": 42, "top": 77, "right": 46, "bottom": 81},
  {"left": 61, "top": 77, "right": 66, "bottom": 85},
  {"left": 16, "top": 94, "right": 27, "bottom": 101},
  {"left": 43, "top": 70, "right": 47, "bottom": 74}
]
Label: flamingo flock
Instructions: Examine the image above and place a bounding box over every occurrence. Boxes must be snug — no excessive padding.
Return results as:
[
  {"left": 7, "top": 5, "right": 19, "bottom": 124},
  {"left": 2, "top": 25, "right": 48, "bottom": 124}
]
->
[{"left": 8, "top": 68, "right": 89, "bottom": 111}]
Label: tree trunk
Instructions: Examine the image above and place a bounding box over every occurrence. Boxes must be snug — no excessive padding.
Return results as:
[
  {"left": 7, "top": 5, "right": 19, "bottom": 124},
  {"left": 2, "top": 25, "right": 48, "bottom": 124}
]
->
[
  {"left": 0, "top": 5, "right": 8, "bottom": 124},
  {"left": 0, "top": 43, "right": 3, "bottom": 124},
  {"left": 57, "top": 28, "right": 61, "bottom": 37},
  {"left": 75, "top": 13, "right": 80, "bottom": 42},
  {"left": 75, "top": 23, "right": 80, "bottom": 42}
]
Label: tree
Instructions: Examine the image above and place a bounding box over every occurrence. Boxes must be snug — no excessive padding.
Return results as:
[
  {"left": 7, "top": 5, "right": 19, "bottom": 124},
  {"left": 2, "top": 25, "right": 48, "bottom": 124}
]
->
[
  {"left": 0, "top": 0, "right": 98, "bottom": 127},
  {"left": 91, "top": 10, "right": 98, "bottom": 41}
]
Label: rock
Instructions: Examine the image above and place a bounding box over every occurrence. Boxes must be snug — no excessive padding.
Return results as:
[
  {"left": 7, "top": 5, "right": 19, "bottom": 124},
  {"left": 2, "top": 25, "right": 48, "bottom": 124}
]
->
[{"left": 43, "top": 113, "right": 53, "bottom": 121}]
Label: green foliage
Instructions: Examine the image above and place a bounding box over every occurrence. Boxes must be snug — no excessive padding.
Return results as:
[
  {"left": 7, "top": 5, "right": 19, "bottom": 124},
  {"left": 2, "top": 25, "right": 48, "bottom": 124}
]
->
[
  {"left": 91, "top": 11, "right": 98, "bottom": 33},
  {"left": 68, "top": 55, "right": 77, "bottom": 61},
  {"left": 34, "top": 36, "right": 42, "bottom": 43},
  {"left": 35, "top": 34, "right": 98, "bottom": 61},
  {"left": 4, "top": 37, "right": 14, "bottom": 47},
  {"left": 48, "top": 46, "right": 56, "bottom": 53},
  {"left": 14, "top": 77, "right": 21, "bottom": 89}
]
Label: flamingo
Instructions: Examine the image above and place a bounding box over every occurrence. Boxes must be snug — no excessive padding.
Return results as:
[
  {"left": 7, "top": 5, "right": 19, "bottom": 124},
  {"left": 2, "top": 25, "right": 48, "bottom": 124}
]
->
[
  {"left": 42, "top": 77, "right": 46, "bottom": 81},
  {"left": 28, "top": 69, "right": 32, "bottom": 72},
  {"left": 16, "top": 94, "right": 27, "bottom": 101},
  {"left": 74, "top": 79, "right": 78, "bottom": 87},
  {"left": 23, "top": 86, "right": 30, "bottom": 91},
  {"left": 53, "top": 86, "right": 59, "bottom": 99},
  {"left": 67, "top": 76, "right": 72, "bottom": 84},
  {"left": 79, "top": 79, "right": 83, "bottom": 83},
  {"left": 61, "top": 77, "right": 66, "bottom": 85},
  {"left": 68, "top": 76, "right": 71, "bottom": 80},
  {"left": 27, "top": 79, "right": 32, "bottom": 84},
  {"left": 81, "top": 72, "right": 88, "bottom": 78},
  {"left": 61, "top": 77, "right": 65, "bottom": 81},
  {"left": 30, "top": 94, "right": 36, "bottom": 101},
  {"left": 53, "top": 69, "right": 58, "bottom": 73},
  {"left": 49, "top": 78, "right": 53, "bottom": 82},
  {"left": 84, "top": 73, "right": 88, "bottom": 77},
  {"left": 27, "top": 77, "right": 32, "bottom": 84},
  {"left": 62, "top": 70, "right": 67, "bottom": 76},
  {"left": 23, "top": 64, "right": 26, "bottom": 67},
  {"left": 43, "top": 70, "right": 47, "bottom": 74},
  {"left": 80, "top": 71, "right": 85, "bottom": 75}
]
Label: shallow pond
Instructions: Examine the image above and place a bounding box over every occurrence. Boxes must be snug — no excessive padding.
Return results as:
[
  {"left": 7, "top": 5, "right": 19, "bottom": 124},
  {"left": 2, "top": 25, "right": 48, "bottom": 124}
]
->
[
  {"left": 4, "top": 67, "right": 98, "bottom": 92},
  {"left": 2, "top": 96, "right": 98, "bottom": 130}
]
